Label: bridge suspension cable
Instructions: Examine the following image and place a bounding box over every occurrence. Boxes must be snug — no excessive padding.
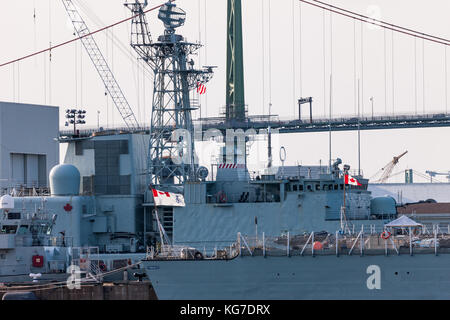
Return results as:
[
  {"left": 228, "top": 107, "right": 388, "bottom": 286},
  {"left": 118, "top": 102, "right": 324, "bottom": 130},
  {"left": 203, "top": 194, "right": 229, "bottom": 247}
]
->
[{"left": 299, "top": 0, "right": 450, "bottom": 46}]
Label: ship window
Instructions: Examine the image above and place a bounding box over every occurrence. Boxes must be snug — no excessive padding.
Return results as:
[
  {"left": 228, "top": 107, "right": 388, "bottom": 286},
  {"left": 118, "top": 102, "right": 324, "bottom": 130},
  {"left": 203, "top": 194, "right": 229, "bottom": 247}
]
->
[
  {"left": 334, "top": 185, "right": 338, "bottom": 190},
  {"left": 306, "top": 185, "right": 312, "bottom": 191},
  {"left": 340, "top": 184, "right": 344, "bottom": 190},
  {"left": 293, "top": 185, "right": 298, "bottom": 191},
  {"left": 7, "top": 212, "right": 20, "bottom": 220},
  {"left": 299, "top": 185, "right": 304, "bottom": 191},
  {"left": 1, "top": 225, "right": 17, "bottom": 234},
  {"left": 286, "top": 184, "right": 291, "bottom": 192},
  {"left": 315, "top": 184, "right": 320, "bottom": 191}
]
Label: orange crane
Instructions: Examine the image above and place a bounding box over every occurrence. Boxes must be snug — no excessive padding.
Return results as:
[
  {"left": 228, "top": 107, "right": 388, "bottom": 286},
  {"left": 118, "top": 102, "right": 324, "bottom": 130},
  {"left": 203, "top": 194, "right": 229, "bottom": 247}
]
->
[{"left": 371, "top": 151, "right": 408, "bottom": 183}]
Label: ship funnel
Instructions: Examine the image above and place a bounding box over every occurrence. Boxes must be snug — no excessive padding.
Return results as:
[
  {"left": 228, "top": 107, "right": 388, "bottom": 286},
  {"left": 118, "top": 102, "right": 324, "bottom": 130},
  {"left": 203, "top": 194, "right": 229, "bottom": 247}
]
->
[{"left": 49, "top": 164, "right": 81, "bottom": 196}]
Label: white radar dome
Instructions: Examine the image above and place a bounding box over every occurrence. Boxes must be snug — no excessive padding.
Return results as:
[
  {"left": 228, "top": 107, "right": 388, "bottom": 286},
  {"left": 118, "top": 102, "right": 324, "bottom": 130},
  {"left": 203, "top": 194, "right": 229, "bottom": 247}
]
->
[
  {"left": 0, "top": 195, "right": 14, "bottom": 209},
  {"left": 49, "top": 164, "right": 81, "bottom": 196}
]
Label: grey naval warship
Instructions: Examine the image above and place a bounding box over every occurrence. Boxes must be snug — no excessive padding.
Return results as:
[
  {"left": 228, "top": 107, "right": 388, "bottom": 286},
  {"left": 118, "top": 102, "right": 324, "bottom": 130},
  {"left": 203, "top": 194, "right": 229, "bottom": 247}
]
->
[{"left": 0, "top": 1, "right": 448, "bottom": 300}]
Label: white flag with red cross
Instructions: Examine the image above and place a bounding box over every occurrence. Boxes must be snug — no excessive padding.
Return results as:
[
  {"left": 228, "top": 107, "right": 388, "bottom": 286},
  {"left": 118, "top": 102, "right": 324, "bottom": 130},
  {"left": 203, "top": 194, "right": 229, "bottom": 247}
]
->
[
  {"left": 344, "top": 174, "right": 362, "bottom": 186},
  {"left": 152, "top": 189, "right": 185, "bottom": 207}
]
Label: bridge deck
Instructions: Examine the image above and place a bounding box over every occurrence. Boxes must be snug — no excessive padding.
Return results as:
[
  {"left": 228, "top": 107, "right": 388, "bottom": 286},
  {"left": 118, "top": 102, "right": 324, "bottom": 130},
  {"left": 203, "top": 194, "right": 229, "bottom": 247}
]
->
[{"left": 59, "top": 113, "right": 450, "bottom": 140}]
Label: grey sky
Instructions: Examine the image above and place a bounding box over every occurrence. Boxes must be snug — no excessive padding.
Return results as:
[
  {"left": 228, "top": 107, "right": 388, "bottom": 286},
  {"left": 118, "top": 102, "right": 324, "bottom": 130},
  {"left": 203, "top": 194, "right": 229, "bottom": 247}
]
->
[{"left": 0, "top": 0, "right": 449, "bottom": 182}]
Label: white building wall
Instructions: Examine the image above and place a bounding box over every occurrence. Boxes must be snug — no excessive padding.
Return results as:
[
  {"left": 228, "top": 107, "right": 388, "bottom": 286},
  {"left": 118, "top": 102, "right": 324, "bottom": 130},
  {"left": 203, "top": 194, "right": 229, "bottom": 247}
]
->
[
  {"left": 0, "top": 101, "right": 59, "bottom": 188},
  {"left": 369, "top": 183, "right": 450, "bottom": 204}
]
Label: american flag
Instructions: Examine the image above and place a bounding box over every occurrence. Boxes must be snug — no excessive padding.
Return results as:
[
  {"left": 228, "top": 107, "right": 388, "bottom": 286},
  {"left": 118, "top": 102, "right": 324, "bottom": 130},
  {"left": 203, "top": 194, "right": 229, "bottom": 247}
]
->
[{"left": 197, "top": 82, "right": 206, "bottom": 95}]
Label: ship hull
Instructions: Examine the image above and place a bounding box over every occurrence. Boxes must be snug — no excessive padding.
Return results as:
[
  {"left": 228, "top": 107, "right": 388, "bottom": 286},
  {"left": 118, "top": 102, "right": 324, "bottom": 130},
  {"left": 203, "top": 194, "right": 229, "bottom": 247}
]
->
[{"left": 143, "top": 253, "right": 450, "bottom": 300}]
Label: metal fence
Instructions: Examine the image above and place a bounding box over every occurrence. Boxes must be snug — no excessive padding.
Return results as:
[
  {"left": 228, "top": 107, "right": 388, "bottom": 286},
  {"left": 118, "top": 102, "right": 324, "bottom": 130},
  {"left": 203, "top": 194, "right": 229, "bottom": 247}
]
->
[{"left": 239, "top": 226, "right": 450, "bottom": 257}]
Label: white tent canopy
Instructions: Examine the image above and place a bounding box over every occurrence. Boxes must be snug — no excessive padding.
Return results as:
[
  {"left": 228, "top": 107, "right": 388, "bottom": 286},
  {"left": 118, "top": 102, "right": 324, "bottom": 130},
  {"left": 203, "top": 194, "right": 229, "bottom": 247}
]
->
[{"left": 385, "top": 215, "right": 423, "bottom": 228}]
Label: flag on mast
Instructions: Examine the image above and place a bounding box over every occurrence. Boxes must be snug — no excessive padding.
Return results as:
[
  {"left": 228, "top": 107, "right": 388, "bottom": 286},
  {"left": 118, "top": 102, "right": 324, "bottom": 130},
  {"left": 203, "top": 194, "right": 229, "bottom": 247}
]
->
[
  {"left": 152, "top": 189, "right": 185, "bottom": 207},
  {"left": 344, "top": 174, "right": 362, "bottom": 186},
  {"left": 197, "top": 82, "right": 206, "bottom": 95}
]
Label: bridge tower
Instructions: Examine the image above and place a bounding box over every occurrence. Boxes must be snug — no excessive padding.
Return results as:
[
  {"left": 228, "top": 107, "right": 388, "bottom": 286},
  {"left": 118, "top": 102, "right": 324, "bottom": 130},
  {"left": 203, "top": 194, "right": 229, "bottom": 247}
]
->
[
  {"left": 125, "top": 1, "right": 214, "bottom": 186},
  {"left": 226, "top": 0, "right": 246, "bottom": 123}
]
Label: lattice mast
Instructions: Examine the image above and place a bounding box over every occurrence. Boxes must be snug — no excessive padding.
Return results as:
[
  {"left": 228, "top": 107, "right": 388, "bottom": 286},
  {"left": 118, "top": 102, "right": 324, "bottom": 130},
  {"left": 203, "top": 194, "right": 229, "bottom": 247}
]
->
[
  {"left": 61, "top": 0, "right": 140, "bottom": 130},
  {"left": 125, "top": 1, "right": 214, "bottom": 186}
]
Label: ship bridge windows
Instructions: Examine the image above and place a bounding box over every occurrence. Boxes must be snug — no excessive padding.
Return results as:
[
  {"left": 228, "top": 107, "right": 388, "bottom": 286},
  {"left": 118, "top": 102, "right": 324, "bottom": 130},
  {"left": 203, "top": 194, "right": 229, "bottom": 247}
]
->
[
  {"left": 7, "top": 212, "right": 20, "bottom": 220},
  {"left": 1, "top": 225, "right": 17, "bottom": 234},
  {"left": 293, "top": 185, "right": 298, "bottom": 191},
  {"left": 315, "top": 184, "right": 321, "bottom": 191}
]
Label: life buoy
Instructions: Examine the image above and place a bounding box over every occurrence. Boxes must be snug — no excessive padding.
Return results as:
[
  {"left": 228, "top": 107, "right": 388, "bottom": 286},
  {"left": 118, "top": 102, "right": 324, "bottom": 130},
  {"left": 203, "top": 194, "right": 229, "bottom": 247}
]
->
[
  {"left": 381, "top": 231, "right": 391, "bottom": 240},
  {"left": 99, "top": 261, "right": 107, "bottom": 272},
  {"left": 218, "top": 191, "right": 227, "bottom": 203},
  {"left": 194, "top": 252, "right": 204, "bottom": 260},
  {"left": 313, "top": 241, "right": 323, "bottom": 250}
]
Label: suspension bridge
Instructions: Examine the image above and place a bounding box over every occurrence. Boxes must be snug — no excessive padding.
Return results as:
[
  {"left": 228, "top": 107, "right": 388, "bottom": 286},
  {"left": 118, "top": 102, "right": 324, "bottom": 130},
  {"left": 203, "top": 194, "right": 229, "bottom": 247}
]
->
[{"left": 0, "top": 0, "right": 449, "bottom": 138}]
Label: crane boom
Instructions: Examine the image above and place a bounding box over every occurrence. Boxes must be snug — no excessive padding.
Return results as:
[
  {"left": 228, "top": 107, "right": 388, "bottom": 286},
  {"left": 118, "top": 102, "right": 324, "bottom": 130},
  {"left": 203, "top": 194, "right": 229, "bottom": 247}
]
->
[
  {"left": 372, "top": 150, "right": 408, "bottom": 183},
  {"left": 61, "top": 0, "right": 140, "bottom": 130}
]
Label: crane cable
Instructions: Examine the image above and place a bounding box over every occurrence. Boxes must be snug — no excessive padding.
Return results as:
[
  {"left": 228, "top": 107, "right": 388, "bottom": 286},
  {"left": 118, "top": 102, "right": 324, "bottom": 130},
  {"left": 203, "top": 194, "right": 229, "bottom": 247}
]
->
[
  {"left": 75, "top": 0, "right": 154, "bottom": 83},
  {"left": 0, "top": 2, "right": 170, "bottom": 69}
]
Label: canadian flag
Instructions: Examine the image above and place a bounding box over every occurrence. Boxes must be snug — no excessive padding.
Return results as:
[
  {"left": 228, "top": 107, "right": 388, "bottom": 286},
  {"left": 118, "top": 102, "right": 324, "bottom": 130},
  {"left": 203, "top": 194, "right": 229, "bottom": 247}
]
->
[
  {"left": 344, "top": 174, "right": 362, "bottom": 186},
  {"left": 152, "top": 189, "right": 185, "bottom": 207}
]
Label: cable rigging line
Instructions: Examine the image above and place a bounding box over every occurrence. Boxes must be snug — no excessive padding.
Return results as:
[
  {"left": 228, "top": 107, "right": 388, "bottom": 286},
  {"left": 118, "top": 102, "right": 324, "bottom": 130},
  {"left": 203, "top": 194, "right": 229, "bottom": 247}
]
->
[
  {"left": 0, "top": 2, "right": 168, "bottom": 69},
  {"left": 392, "top": 29, "right": 394, "bottom": 115},
  {"left": 446, "top": 46, "right": 448, "bottom": 114},
  {"left": 204, "top": 0, "right": 208, "bottom": 118},
  {"left": 304, "top": 0, "right": 450, "bottom": 45},
  {"left": 423, "top": 37, "right": 425, "bottom": 114},
  {"left": 353, "top": 20, "right": 356, "bottom": 116},
  {"left": 48, "top": 0, "right": 52, "bottom": 105},
  {"left": 299, "top": 0, "right": 450, "bottom": 46},
  {"left": 76, "top": 0, "right": 154, "bottom": 83},
  {"left": 360, "top": 21, "right": 364, "bottom": 116},
  {"left": 414, "top": 36, "right": 417, "bottom": 115},
  {"left": 322, "top": 9, "right": 326, "bottom": 117},
  {"left": 268, "top": 0, "right": 272, "bottom": 118},
  {"left": 329, "top": 0, "right": 333, "bottom": 119},
  {"left": 261, "top": 0, "right": 265, "bottom": 117},
  {"left": 197, "top": 0, "right": 202, "bottom": 119},
  {"left": 292, "top": 0, "right": 296, "bottom": 117},
  {"left": 384, "top": 28, "right": 387, "bottom": 114},
  {"left": 298, "top": 1, "right": 303, "bottom": 101}
]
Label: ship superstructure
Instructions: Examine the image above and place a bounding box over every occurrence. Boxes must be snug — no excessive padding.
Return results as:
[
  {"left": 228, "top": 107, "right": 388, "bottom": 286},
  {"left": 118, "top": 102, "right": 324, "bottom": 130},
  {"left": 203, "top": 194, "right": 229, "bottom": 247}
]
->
[{"left": 0, "top": 1, "right": 400, "bottom": 287}]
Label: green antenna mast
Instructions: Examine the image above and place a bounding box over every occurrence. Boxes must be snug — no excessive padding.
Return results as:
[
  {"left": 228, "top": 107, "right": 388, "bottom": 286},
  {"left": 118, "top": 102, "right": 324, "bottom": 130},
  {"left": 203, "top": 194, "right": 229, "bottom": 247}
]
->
[{"left": 226, "top": 0, "right": 246, "bottom": 122}]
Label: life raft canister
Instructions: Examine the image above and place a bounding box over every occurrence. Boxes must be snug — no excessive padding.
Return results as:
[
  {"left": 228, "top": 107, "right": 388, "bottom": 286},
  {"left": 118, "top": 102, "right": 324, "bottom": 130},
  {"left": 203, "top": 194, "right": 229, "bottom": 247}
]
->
[
  {"left": 32, "top": 255, "right": 44, "bottom": 268},
  {"left": 381, "top": 231, "right": 392, "bottom": 240}
]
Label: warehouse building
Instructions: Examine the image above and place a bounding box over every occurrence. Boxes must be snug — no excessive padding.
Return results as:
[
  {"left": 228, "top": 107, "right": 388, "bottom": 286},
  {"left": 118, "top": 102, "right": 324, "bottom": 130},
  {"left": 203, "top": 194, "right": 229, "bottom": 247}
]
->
[{"left": 0, "top": 101, "right": 59, "bottom": 192}]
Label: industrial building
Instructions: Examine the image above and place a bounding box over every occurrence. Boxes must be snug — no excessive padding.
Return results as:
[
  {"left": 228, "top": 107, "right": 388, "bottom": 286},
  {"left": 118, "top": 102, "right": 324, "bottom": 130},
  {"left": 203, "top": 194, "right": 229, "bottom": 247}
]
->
[
  {"left": 0, "top": 101, "right": 59, "bottom": 192},
  {"left": 369, "top": 183, "right": 450, "bottom": 204}
]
